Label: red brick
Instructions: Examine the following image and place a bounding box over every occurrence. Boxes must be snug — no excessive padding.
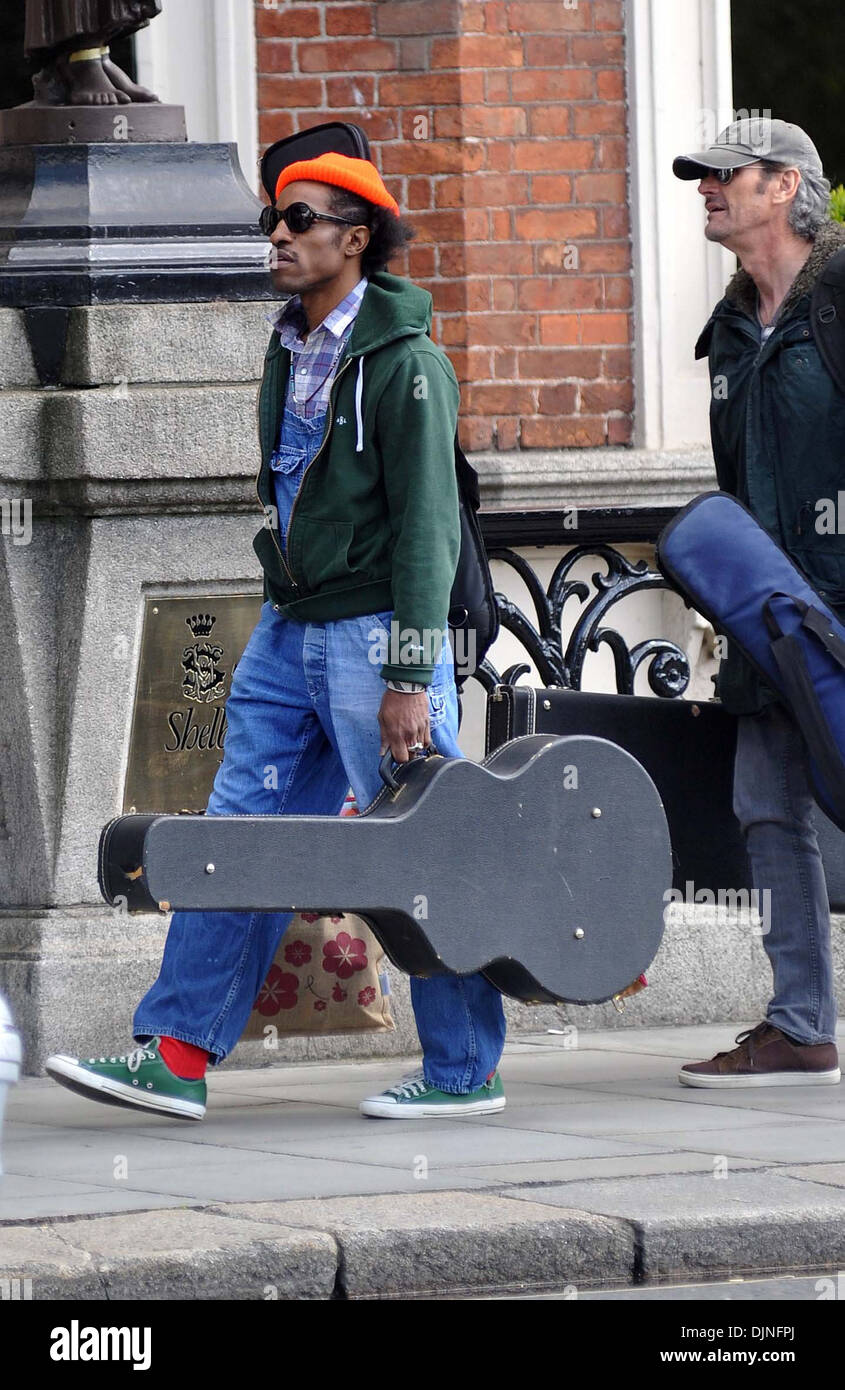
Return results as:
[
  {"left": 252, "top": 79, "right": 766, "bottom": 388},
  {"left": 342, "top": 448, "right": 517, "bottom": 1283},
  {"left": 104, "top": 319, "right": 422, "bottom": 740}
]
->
[
  {"left": 538, "top": 382, "right": 578, "bottom": 414},
  {"left": 506, "top": 1, "right": 591, "bottom": 30},
  {"left": 465, "top": 383, "right": 537, "bottom": 414},
  {"left": 580, "top": 312, "right": 630, "bottom": 344},
  {"left": 518, "top": 347, "right": 602, "bottom": 377},
  {"left": 431, "top": 35, "right": 524, "bottom": 67},
  {"left": 470, "top": 313, "right": 537, "bottom": 346},
  {"left": 511, "top": 68, "right": 593, "bottom": 101},
  {"left": 299, "top": 39, "right": 397, "bottom": 72},
  {"left": 604, "top": 275, "right": 633, "bottom": 309},
  {"left": 594, "top": 0, "right": 625, "bottom": 30},
  {"left": 486, "top": 70, "right": 511, "bottom": 101},
  {"left": 579, "top": 242, "right": 630, "bottom": 272},
  {"left": 518, "top": 276, "right": 602, "bottom": 311},
  {"left": 603, "top": 348, "right": 632, "bottom": 378},
  {"left": 492, "top": 278, "right": 517, "bottom": 310},
  {"left": 447, "top": 347, "right": 494, "bottom": 380},
  {"left": 322, "top": 108, "right": 397, "bottom": 140},
  {"left": 574, "top": 171, "right": 627, "bottom": 203},
  {"left": 515, "top": 208, "right": 598, "bottom": 239},
  {"left": 539, "top": 314, "right": 580, "bottom": 345},
  {"left": 256, "top": 39, "right": 294, "bottom": 72},
  {"left": 597, "top": 68, "right": 625, "bottom": 100},
  {"left": 441, "top": 241, "right": 533, "bottom": 275},
  {"left": 521, "top": 416, "right": 606, "bottom": 447},
  {"left": 483, "top": 1, "right": 509, "bottom": 34},
  {"left": 495, "top": 416, "right": 521, "bottom": 450},
  {"left": 326, "top": 5, "right": 373, "bottom": 35},
  {"left": 435, "top": 173, "right": 529, "bottom": 207},
  {"left": 399, "top": 35, "right": 428, "bottom": 68},
  {"left": 598, "top": 137, "right": 628, "bottom": 169},
  {"left": 536, "top": 239, "right": 582, "bottom": 270},
  {"left": 607, "top": 416, "right": 632, "bottom": 445},
  {"left": 435, "top": 106, "right": 527, "bottom": 138},
  {"left": 439, "top": 316, "right": 469, "bottom": 346},
  {"left": 407, "top": 176, "right": 433, "bottom": 209},
  {"left": 459, "top": 417, "right": 496, "bottom": 451},
  {"left": 408, "top": 245, "right": 436, "bottom": 278},
  {"left": 258, "top": 111, "right": 295, "bottom": 143},
  {"left": 529, "top": 175, "right": 573, "bottom": 204},
  {"left": 486, "top": 143, "right": 514, "bottom": 171},
  {"left": 528, "top": 107, "right": 572, "bottom": 137},
  {"left": 410, "top": 209, "right": 487, "bottom": 241},
  {"left": 574, "top": 103, "right": 626, "bottom": 136},
  {"left": 512, "top": 140, "right": 594, "bottom": 171},
  {"left": 570, "top": 34, "right": 624, "bottom": 65},
  {"left": 258, "top": 75, "right": 323, "bottom": 108},
  {"left": 381, "top": 141, "right": 486, "bottom": 175},
  {"left": 327, "top": 74, "right": 375, "bottom": 106},
  {"left": 493, "top": 347, "right": 518, "bottom": 377},
  {"left": 379, "top": 71, "right": 482, "bottom": 105},
  {"left": 602, "top": 205, "right": 629, "bottom": 237},
  {"left": 462, "top": 3, "right": 486, "bottom": 33},
  {"left": 523, "top": 36, "right": 569, "bottom": 67},
  {"left": 491, "top": 209, "right": 512, "bottom": 240},
  {"left": 256, "top": 6, "right": 320, "bottom": 38},
  {"left": 376, "top": 0, "right": 459, "bottom": 34},
  {"left": 580, "top": 380, "right": 633, "bottom": 412}
]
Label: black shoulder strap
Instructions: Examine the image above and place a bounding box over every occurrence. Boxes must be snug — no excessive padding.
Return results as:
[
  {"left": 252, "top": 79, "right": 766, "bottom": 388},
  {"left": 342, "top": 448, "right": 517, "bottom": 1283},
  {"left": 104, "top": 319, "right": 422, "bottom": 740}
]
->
[{"left": 810, "top": 245, "right": 845, "bottom": 396}]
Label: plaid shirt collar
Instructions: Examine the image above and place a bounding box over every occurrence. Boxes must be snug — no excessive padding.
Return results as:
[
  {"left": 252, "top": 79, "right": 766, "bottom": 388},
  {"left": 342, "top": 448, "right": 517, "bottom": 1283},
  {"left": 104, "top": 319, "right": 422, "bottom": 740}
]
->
[{"left": 268, "top": 277, "right": 368, "bottom": 352}]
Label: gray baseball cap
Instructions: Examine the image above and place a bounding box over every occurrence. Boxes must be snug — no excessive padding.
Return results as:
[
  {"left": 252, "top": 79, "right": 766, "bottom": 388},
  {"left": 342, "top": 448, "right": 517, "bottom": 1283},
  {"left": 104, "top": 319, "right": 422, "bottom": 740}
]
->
[{"left": 673, "top": 117, "right": 823, "bottom": 180}]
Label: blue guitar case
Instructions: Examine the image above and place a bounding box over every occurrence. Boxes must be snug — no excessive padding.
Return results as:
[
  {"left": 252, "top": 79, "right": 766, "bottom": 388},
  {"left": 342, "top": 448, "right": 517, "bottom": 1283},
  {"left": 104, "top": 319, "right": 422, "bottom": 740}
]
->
[{"left": 657, "top": 491, "right": 845, "bottom": 831}]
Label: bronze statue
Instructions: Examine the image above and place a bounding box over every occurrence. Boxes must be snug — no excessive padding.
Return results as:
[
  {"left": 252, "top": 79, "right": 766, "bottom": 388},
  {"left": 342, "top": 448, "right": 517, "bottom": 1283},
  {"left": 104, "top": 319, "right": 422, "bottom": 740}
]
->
[{"left": 25, "top": 0, "right": 163, "bottom": 106}]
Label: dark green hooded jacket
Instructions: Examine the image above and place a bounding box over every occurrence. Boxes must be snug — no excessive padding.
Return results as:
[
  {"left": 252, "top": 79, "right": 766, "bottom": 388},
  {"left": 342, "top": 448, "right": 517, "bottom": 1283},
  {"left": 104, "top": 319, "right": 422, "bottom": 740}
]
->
[
  {"left": 252, "top": 271, "right": 461, "bottom": 687},
  {"left": 696, "top": 219, "right": 845, "bottom": 714}
]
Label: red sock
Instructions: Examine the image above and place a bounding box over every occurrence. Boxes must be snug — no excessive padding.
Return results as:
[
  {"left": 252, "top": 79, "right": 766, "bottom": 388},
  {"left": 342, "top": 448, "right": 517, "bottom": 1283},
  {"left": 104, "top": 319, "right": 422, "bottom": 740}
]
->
[{"left": 159, "top": 1036, "right": 209, "bottom": 1080}]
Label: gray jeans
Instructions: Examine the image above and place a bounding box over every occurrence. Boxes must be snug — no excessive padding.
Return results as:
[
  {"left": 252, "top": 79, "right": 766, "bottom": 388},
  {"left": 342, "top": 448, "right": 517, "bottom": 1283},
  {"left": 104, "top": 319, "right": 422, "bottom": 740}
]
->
[{"left": 733, "top": 702, "right": 838, "bottom": 1044}]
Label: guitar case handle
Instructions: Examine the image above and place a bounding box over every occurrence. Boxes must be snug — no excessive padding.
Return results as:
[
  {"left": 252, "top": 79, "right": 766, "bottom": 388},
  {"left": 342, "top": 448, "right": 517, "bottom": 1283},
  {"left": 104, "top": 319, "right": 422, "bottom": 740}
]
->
[{"left": 378, "top": 743, "right": 438, "bottom": 793}]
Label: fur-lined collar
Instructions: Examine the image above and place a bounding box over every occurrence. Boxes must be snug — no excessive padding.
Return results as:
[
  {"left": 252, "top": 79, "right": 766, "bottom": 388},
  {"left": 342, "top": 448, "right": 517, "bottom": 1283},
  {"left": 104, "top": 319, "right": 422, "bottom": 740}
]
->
[{"left": 724, "top": 218, "right": 845, "bottom": 318}]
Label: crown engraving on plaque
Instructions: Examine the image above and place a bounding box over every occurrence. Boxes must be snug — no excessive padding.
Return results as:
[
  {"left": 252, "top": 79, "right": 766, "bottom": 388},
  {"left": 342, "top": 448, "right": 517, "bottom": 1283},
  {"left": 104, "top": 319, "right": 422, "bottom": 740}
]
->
[{"left": 186, "top": 613, "right": 216, "bottom": 637}]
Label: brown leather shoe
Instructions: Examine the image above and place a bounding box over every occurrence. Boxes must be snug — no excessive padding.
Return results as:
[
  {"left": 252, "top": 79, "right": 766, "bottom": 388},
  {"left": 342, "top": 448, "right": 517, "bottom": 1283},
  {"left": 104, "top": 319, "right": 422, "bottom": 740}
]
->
[{"left": 679, "top": 1022, "right": 840, "bottom": 1088}]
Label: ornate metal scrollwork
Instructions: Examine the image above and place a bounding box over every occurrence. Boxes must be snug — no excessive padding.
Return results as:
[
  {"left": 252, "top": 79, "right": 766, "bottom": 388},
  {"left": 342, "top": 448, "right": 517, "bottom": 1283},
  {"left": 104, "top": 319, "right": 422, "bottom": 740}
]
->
[{"left": 475, "top": 543, "right": 690, "bottom": 698}]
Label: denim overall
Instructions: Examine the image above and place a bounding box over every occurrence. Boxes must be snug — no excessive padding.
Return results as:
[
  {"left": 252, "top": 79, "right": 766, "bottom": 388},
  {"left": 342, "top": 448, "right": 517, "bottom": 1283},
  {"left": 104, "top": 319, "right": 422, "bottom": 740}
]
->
[{"left": 134, "top": 389, "right": 507, "bottom": 1090}]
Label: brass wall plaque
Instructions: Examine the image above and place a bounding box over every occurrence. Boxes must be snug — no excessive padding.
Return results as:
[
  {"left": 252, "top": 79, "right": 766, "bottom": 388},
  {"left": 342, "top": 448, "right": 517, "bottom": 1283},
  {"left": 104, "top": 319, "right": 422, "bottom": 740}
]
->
[{"left": 123, "top": 595, "right": 262, "bottom": 813}]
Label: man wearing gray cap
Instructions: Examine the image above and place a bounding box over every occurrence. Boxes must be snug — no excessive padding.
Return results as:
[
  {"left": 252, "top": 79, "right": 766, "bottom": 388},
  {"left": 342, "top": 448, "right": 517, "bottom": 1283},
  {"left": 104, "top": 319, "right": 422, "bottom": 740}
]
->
[{"left": 673, "top": 118, "right": 844, "bottom": 1087}]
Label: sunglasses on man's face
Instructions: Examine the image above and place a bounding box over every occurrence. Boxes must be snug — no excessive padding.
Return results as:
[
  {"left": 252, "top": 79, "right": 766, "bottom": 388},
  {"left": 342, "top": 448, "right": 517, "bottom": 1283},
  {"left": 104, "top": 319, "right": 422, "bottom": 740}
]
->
[
  {"left": 706, "top": 161, "right": 765, "bottom": 184},
  {"left": 259, "top": 201, "right": 360, "bottom": 237}
]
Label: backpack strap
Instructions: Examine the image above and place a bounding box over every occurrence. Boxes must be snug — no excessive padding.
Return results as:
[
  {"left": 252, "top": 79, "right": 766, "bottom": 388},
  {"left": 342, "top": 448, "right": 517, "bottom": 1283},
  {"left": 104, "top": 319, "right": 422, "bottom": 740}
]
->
[{"left": 810, "top": 245, "right": 845, "bottom": 396}]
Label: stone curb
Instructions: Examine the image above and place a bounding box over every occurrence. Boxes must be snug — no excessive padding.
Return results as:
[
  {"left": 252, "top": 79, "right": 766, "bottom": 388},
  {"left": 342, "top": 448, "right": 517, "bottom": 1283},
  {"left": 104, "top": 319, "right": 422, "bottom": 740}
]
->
[{"left": 3, "top": 1187, "right": 845, "bottom": 1299}]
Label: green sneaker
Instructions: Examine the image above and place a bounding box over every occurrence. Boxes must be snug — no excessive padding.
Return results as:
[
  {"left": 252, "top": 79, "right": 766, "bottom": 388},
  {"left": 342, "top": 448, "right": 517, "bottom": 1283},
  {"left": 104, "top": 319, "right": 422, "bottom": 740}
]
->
[
  {"left": 45, "top": 1038, "right": 206, "bottom": 1120},
  {"left": 359, "top": 1067, "right": 505, "bottom": 1118}
]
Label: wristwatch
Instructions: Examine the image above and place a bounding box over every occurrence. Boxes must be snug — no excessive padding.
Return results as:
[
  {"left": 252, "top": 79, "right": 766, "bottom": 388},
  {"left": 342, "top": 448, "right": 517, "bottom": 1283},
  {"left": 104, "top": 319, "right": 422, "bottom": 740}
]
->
[{"left": 385, "top": 679, "right": 427, "bottom": 693}]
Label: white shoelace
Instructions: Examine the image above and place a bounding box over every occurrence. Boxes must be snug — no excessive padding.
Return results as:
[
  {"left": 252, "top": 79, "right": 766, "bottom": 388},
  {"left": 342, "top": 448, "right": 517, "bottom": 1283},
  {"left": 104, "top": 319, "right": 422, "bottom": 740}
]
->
[
  {"left": 86, "top": 1045, "right": 156, "bottom": 1072},
  {"left": 386, "top": 1068, "right": 429, "bottom": 1099}
]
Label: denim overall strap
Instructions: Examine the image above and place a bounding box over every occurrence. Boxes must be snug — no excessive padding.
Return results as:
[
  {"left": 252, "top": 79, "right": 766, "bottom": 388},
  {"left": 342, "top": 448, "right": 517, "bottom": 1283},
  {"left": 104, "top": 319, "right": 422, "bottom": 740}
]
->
[{"left": 269, "top": 405, "right": 328, "bottom": 554}]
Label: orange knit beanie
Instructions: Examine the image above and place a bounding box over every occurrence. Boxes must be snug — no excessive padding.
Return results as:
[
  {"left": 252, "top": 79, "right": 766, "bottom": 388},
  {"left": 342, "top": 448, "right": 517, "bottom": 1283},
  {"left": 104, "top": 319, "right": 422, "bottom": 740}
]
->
[{"left": 274, "top": 152, "right": 399, "bottom": 215}]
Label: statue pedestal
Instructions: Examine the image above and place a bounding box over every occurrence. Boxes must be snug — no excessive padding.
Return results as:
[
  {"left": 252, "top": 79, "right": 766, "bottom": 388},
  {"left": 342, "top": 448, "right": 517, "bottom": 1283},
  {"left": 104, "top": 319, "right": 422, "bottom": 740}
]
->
[{"left": 0, "top": 103, "right": 186, "bottom": 146}]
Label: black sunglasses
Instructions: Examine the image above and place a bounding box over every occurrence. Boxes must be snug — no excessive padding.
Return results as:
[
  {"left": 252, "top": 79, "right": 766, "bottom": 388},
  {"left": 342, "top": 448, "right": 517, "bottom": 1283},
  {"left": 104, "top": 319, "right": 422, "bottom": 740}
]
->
[
  {"left": 259, "top": 201, "right": 361, "bottom": 237},
  {"left": 707, "top": 161, "right": 765, "bottom": 184}
]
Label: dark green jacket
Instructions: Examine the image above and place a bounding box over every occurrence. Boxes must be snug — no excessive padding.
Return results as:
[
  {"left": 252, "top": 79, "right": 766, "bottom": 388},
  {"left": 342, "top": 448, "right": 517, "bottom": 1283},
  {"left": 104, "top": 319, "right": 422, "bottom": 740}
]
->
[
  {"left": 696, "top": 219, "right": 845, "bottom": 714},
  {"left": 252, "top": 271, "right": 461, "bottom": 686}
]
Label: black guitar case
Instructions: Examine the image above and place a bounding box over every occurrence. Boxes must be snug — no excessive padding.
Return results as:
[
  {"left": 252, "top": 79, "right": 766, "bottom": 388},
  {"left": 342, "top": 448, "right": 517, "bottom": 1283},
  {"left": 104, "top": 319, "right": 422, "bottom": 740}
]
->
[{"left": 98, "top": 734, "right": 672, "bottom": 1006}]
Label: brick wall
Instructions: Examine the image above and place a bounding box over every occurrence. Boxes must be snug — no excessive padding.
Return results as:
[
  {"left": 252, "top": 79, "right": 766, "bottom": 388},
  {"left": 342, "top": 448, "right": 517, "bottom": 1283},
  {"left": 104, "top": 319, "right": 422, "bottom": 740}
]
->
[{"left": 255, "top": 0, "right": 632, "bottom": 451}]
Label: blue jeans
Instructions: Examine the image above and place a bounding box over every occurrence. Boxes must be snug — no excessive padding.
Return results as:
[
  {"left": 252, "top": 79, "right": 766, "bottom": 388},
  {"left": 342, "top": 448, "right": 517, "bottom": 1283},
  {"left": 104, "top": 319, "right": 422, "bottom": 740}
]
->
[
  {"left": 133, "top": 603, "right": 507, "bottom": 1090},
  {"left": 733, "top": 702, "right": 838, "bottom": 1044}
]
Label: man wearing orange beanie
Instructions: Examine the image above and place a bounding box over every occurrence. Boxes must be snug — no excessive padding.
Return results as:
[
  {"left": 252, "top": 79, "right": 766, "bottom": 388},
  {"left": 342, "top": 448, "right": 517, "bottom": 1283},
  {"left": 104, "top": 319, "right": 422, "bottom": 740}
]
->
[{"left": 46, "top": 149, "right": 508, "bottom": 1121}]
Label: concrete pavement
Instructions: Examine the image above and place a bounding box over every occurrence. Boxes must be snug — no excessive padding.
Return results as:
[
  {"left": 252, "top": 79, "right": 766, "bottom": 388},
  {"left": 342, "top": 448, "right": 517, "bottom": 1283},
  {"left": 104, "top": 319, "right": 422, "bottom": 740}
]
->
[{"left": 3, "top": 1023, "right": 845, "bottom": 1299}]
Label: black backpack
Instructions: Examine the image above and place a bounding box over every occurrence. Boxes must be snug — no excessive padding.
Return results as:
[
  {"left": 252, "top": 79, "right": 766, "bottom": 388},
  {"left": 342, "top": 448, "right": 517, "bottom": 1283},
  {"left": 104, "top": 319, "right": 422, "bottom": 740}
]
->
[
  {"left": 811, "top": 245, "right": 845, "bottom": 394},
  {"left": 450, "top": 439, "right": 499, "bottom": 689}
]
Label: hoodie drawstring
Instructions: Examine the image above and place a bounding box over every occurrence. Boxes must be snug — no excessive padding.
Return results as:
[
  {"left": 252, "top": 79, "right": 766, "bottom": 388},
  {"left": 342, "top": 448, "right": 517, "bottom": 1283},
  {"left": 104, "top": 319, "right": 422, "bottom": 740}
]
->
[{"left": 354, "top": 356, "right": 365, "bottom": 453}]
